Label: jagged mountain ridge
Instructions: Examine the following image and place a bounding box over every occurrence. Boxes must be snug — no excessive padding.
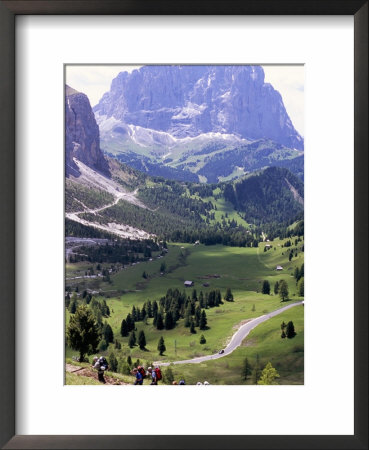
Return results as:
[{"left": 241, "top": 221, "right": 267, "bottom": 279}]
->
[{"left": 94, "top": 65, "right": 303, "bottom": 150}]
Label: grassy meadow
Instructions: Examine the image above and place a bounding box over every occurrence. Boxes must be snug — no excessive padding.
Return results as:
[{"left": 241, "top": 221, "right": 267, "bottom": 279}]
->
[{"left": 66, "top": 237, "right": 304, "bottom": 384}]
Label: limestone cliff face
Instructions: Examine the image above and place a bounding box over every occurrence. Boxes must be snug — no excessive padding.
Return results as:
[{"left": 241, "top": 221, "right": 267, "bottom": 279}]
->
[
  {"left": 65, "top": 85, "right": 109, "bottom": 177},
  {"left": 94, "top": 65, "right": 303, "bottom": 150}
]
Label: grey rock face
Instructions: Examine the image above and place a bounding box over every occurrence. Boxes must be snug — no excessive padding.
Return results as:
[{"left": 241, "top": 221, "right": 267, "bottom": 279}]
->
[
  {"left": 66, "top": 85, "right": 109, "bottom": 177},
  {"left": 94, "top": 65, "right": 303, "bottom": 150}
]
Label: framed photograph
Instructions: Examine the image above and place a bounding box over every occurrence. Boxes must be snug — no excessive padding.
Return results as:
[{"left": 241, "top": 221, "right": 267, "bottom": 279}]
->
[{"left": 0, "top": 1, "right": 367, "bottom": 449}]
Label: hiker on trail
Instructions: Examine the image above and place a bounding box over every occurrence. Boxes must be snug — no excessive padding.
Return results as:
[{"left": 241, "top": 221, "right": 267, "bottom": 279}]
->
[
  {"left": 148, "top": 367, "right": 157, "bottom": 385},
  {"left": 172, "top": 381, "right": 178, "bottom": 385},
  {"left": 148, "top": 366, "right": 162, "bottom": 385},
  {"left": 93, "top": 356, "right": 108, "bottom": 383},
  {"left": 132, "top": 367, "right": 144, "bottom": 385},
  {"left": 179, "top": 379, "right": 185, "bottom": 385}
]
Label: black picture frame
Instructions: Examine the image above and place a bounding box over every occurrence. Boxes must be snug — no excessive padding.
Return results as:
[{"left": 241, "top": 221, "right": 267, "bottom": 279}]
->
[{"left": 0, "top": 1, "right": 367, "bottom": 449}]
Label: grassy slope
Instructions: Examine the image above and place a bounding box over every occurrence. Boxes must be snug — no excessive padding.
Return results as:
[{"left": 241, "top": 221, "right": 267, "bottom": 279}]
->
[
  {"left": 166, "top": 305, "right": 304, "bottom": 385},
  {"left": 66, "top": 237, "right": 304, "bottom": 384}
]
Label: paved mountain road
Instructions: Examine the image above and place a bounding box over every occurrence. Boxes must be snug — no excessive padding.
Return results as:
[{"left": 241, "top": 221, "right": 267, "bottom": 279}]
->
[{"left": 154, "top": 301, "right": 303, "bottom": 367}]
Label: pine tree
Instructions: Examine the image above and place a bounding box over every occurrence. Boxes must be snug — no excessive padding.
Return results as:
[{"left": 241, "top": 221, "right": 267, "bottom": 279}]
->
[
  {"left": 190, "top": 319, "right": 196, "bottom": 334},
  {"left": 251, "top": 354, "right": 261, "bottom": 385},
  {"left": 251, "top": 304, "right": 256, "bottom": 312},
  {"left": 108, "top": 351, "right": 118, "bottom": 372},
  {"left": 103, "top": 322, "right": 114, "bottom": 343},
  {"left": 152, "top": 300, "right": 158, "bottom": 317},
  {"left": 262, "top": 280, "right": 271, "bottom": 295},
  {"left": 147, "top": 300, "right": 153, "bottom": 318},
  {"left": 98, "top": 339, "right": 107, "bottom": 352},
  {"left": 294, "top": 267, "right": 300, "bottom": 281},
  {"left": 300, "top": 263, "right": 304, "bottom": 279},
  {"left": 127, "top": 355, "right": 132, "bottom": 367},
  {"left": 164, "top": 311, "right": 174, "bottom": 330},
  {"left": 141, "top": 305, "right": 147, "bottom": 321},
  {"left": 131, "top": 306, "right": 137, "bottom": 321},
  {"left": 157, "top": 336, "right": 166, "bottom": 355},
  {"left": 281, "top": 330, "right": 286, "bottom": 338},
  {"left": 199, "top": 291, "right": 204, "bottom": 308},
  {"left": 120, "top": 319, "right": 128, "bottom": 337},
  {"left": 279, "top": 280, "right": 289, "bottom": 302},
  {"left": 164, "top": 367, "right": 174, "bottom": 384},
  {"left": 298, "top": 277, "right": 304, "bottom": 297},
  {"left": 101, "top": 299, "right": 110, "bottom": 317},
  {"left": 125, "top": 313, "right": 135, "bottom": 332},
  {"left": 118, "top": 360, "right": 131, "bottom": 375},
  {"left": 138, "top": 330, "right": 146, "bottom": 349},
  {"left": 257, "top": 362, "right": 280, "bottom": 385},
  {"left": 184, "top": 307, "right": 191, "bottom": 327},
  {"left": 136, "top": 307, "right": 141, "bottom": 321},
  {"left": 128, "top": 331, "right": 136, "bottom": 348},
  {"left": 156, "top": 312, "right": 164, "bottom": 330},
  {"left": 242, "top": 357, "right": 252, "bottom": 381},
  {"left": 224, "top": 288, "right": 234, "bottom": 302},
  {"left": 286, "top": 321, "right": 296, "bottom": 338},
  {"left": 195, "top": 305, "right": 201, "bottom": 327},
  {"left": 199, "top": 334, "right": 206, "bottom": 344},
  {"left": 68, "top": 295, "right": 77, "bottom": 314},
  {"left": 215, "top": 289, "right": 222, "bottom": 305},
  {"left": 65, "top": 294, "right": 71, "bottom": 309},
  {"left": 67, "top": 305, "right": 100, "bottom": 362},
  {"left": 199, "top": 310, "right": 207, "bottom": 330},
  {"left": 274, "top": 281, "right": 279, "bottom": 294}
]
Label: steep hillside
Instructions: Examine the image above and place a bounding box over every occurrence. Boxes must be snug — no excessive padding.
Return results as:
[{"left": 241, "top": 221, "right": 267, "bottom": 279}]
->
[
  {"left": 224, "top": 167, "right": 304, "bottom": 224},
  {"left": 65, "top": 85, "right": 109, "bottom": 177},
  {"left": 66, "top": 156, "right": 303, "bottom": 245}
]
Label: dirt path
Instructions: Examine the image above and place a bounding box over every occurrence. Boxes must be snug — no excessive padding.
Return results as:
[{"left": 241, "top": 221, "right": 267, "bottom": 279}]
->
[
  {"left": 65, "top": 364, "right": 128, "bottom": 385},
  {"left": 66, "top": 159, "right": 154, "bottom": 239}
]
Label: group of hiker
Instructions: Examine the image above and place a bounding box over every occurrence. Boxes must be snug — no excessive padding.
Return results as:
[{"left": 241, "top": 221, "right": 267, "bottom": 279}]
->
[
  {"left": 93, "top": 356, "right": 209, "bottom": 385},
  {"left": 92, "top": 356, "right": 163, "bottom": 385},
  {"left": 131, "top": 366, "right": 163, "bottom": 385},
  {"left": 132, "top": 366, "right": 189, "bottom": 385}
]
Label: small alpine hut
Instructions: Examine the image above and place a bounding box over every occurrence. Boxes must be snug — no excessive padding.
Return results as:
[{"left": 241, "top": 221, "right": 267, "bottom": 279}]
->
[
  {"left": 276, "top": 265, "right": 283, "bottom": 271},
  {"left": 184, "top": 280, "right": 194, "bottom": 287}
]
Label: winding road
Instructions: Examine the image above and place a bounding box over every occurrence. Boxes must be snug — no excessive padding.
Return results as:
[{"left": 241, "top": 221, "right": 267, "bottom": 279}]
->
[{"left": 155, "top": 301, "right": 303, "bottom": 367}]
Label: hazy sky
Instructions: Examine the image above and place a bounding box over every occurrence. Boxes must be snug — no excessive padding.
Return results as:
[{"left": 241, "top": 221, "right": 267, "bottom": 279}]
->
[{"left": 66, "top": 64, "right": 304, "bottom": 136}]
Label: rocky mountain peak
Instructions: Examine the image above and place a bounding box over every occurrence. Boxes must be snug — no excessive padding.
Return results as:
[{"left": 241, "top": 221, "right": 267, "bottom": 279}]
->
[
  {"left": 65, "top": 85, "right": 109, "bottom": 177},
  {"left": 94, "top": 65, "right": 303, "bottom": 150}
]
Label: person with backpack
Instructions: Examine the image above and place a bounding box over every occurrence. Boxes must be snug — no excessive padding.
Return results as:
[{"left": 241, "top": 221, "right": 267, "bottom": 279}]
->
[
  {"left": 92, "top": 356, "right": 108, "bottom": 383},
  {"left": 147, "top": 367, "right": 157, "bottom": 385},
  {"left": 179, "top": 379, "right": 185, "bottom": 385},
  {"left": 132, "top": 367, "right": 144, "bottom": 385},
  {"left": 148, "top": 366, "right": 162, "bottom": 385}
]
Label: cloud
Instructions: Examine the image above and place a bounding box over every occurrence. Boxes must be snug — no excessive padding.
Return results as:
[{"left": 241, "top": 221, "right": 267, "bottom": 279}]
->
[{"left": 262, "top": 65, "right": 304, "bottom": 137}]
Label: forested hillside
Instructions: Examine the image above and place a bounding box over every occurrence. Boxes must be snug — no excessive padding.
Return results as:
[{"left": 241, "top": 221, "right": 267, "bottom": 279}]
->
[{"left": 66, "top": 157, "right": 303, "bottom": 246}]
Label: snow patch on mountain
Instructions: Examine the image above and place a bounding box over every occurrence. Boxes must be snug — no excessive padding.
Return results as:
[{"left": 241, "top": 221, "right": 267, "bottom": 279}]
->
[{"left": 96, "top": 112, "right": 250, "bottom": 149}]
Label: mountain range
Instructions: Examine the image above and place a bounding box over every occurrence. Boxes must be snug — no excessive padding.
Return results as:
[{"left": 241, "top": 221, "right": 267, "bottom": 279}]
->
[
  {"left": 65, "top": 66, "right": 304, "bottom": 241},
  {"left": 93, "top": 65, "right": 304, "bottom": 183}
]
